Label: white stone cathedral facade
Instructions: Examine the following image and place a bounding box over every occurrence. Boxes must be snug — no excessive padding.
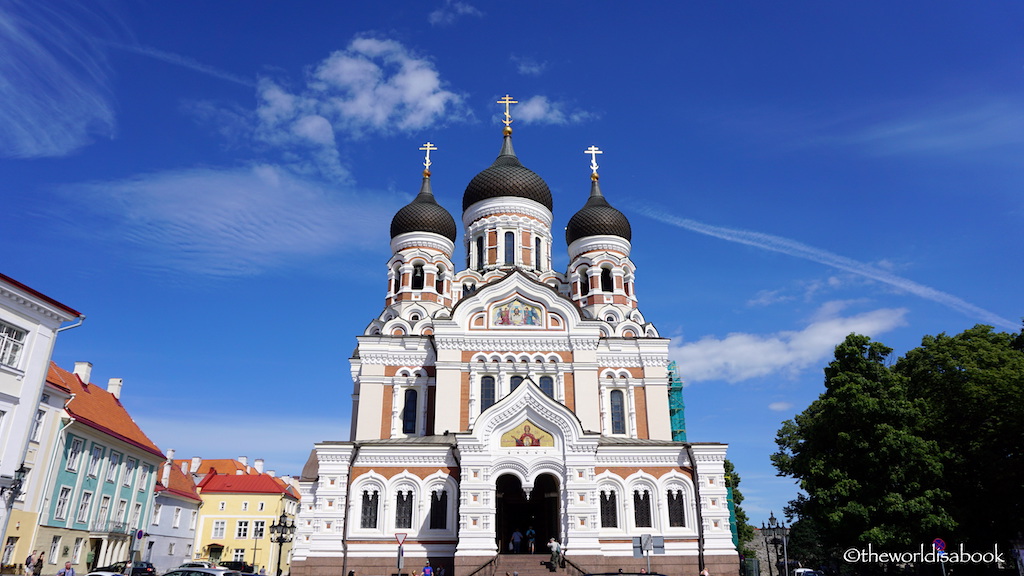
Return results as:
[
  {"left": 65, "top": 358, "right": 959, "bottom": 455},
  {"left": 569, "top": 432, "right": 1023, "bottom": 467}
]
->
[{"left": 291, "top": 109, "right": 738, "bottom": 576}]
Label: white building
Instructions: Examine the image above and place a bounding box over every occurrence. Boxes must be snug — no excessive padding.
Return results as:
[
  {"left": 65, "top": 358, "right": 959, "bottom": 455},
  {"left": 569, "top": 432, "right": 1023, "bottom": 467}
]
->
[
  {"left": 0, "top": 273, "right": 82, "bottom": 562},
  {"left": 146, "top": 453, "right": 201, "bottom": 574},
  {"left": 291, "top": 109, "right": 738, "bottom": 576}
]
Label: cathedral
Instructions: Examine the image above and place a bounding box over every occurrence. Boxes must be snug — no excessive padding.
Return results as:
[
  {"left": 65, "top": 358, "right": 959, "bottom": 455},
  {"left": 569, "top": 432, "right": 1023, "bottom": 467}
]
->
[{"left": 291, "top": 98, "right": 738, "bottom": 576}]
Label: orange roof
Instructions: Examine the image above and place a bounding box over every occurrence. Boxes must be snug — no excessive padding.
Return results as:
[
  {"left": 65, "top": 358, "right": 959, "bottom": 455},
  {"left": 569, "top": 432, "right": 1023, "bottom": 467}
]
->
[
  {"left": 48, "top": 362, "right": 164, "bottom": 460},
  {"left": 197, "top": 472, "right": 299, "bottom": 499},
  {"left": 156, "top": 462, "right": 202, "bottom": 502},
  {"left": 172, "top": 458, "right": 256, "bottom": 475}
]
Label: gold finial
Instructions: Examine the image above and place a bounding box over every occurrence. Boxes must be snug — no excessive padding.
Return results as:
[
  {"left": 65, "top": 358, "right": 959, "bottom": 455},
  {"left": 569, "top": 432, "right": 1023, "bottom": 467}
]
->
[
  {"left": 419, "top": 141, "right": 437, "bottom": 177},
  {"left": 585, "top": 145, "right": 603, "bottom": 180},
  {"left": 497, "top": 94, "right": 518, "bottom": 130}
]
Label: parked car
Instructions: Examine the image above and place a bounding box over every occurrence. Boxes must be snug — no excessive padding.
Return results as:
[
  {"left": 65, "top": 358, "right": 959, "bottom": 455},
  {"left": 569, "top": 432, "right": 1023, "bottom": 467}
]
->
[
  {"left": 178, "top": 563, "right": 220, "bottom": 570},
  {"left": 218, "top": 562, "right": 253, "bottom": 573},
  {"left": 162, "top": 568, "right": 242, "bottom": 576},
  {"left": 88, "top": 562, "right": 156, "bottom": 576}
]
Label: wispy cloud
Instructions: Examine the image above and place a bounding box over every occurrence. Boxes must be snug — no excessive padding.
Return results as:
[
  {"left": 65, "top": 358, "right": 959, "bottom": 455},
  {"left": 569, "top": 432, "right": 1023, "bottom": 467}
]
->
[
  {"left": 428, "top": 0, "right": 483, "bottom": 26},
  {"left": 511, "top": 55, "right": 547, "bottom": 76},
  {"left": 515, "top": 95, "right": 594, "bottom": 125},
  {"left": 60, "top": 164, "right": 398, "bottom": 277},
  {"left": 768, "top": 402, "right": 793, "bottom": 412},
  {"left": 672, "top": 302, "right": 908, "bottom": 383},
  {"left": 641, "top": 208, "right": 1017, "bottom": 330},
  {"left": 103, "top": 41, "right": 256, "bottom": 88},
  {"left": 0, "top": 1, "right": 116, "bottom": 158}
]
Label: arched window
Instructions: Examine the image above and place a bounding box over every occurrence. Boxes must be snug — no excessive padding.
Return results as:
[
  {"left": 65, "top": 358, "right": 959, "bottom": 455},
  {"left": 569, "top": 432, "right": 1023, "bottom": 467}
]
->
[
  {"left": 392, "top": 266, "right": 401, "bottom": 294},
  {"left": 360, "top": 489, "right": 379, "bottom": 529},
  {"left": 600, "top": 490, "right": 618, "bottom": 528},
  {"left": 601, "top": 267, "right": 614, "bottom": 292},
  {"left": 579, "top": 267, "right": 590, "bottom": 297},
  {"left": 481, "top": 376, "right": 496, "bottom": 411},
  {"left": 395, "top": 490, "right": 413, "bottom": 529},
  {"left": 535, "top": 238, "right": 542, "bottom": 270},
  {"left": 476, "top": 236, "right": 485, "bottom": 270},
  {"left": 411, "top": 264, "right": 425, "bottom": 290},
  {"left": 429, "top": 489, "right": 447, "bottom": 529},
  {"left": 510, "top": 375, "right": 523, "bottom": 391},
  {"left": 539, "top": 376, "right": 554, "bottom": 398},
  {"left": 402, "top": 389, "right": 418, "bottom": 434},
  {"left": 625, "top": 281, "right": 631, "bottom": 297},
  {"left": 667, "top": 489, "right": 686, "bottom": 527},
  {"left": 504, "top": 231, "right": 515, "bottom": 265},
  {"left": 610, "top": 390, "right": 626, "bottom": 434},
  {"left": 435, "top": 266, "right": 445, "bottom": 293},
  {"left": 633, "top": 489, "right": 652, "bottom": 528}
]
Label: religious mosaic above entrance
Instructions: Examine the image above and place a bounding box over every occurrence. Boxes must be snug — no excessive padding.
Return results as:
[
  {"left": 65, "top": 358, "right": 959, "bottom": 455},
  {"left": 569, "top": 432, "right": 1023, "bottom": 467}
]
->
[
  {"left": 500, "top": 419, "right": 554, "bottom": 447},
  {"left": 491, "top": 298, "right": 543, "bottom": 327}
]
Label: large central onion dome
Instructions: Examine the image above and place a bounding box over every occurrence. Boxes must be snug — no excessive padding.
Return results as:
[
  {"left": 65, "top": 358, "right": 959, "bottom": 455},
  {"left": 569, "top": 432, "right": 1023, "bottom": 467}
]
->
[
  {"left": 565, "top": 176, "right": 632, "bottom": 245},
  {"left": 462, "top": 133, "right": 553, "bottom": 212},
  {"left": 390, "top": 173, "right": 458, "bottom": 242}
]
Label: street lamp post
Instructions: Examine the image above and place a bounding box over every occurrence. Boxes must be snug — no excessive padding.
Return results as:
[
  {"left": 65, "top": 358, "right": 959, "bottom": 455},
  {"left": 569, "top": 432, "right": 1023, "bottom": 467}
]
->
[
  {"left": 761, "top": 512, "right": 790, "bottom": 576},
  {"left": 269, "top": 512, "right": 295, "bottom": 576}
]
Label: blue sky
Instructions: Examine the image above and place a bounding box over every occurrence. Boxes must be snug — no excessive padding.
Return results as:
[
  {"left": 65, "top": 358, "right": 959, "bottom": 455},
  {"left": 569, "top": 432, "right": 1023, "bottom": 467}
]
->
[{"left": 2, "top": 1, "right": 1021, "bottom": 523}]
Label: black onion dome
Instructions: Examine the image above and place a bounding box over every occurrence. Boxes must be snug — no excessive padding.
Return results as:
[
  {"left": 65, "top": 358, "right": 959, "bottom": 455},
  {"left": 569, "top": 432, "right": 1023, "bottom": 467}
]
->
[
  {"left": 462, "top": 134, "right": 553, "bottom": 212},
  {"left": 390, "top": 175, "right": 458, "bottom": 242},
  {"left": 565, "top": 177, "right": 632, "bottom": 245}
]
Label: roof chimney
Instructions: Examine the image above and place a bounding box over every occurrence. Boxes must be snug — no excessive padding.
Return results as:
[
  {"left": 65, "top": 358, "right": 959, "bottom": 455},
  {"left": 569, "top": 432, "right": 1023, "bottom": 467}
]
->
[
  {"left": 180, "top": 461, "right": 189, "bottom": 475},
  {"left": 267, "top": 470, "right": 276, "bottom": 477},
  {"left": 107, "top": 378, "right": 123, "bottom": 399},
  {"left": 238, "top": 456, "right": 248, "bottom": 467},
  {"left": 161, "top": 462, "right": 171, "bottom": 486},
  {"left": 73, "top": 361, "right": 93, "bottom": 384},
  {"left": 190, "top": 457, "right": 201, "bottom": 473},
  {"left": 166, "top": 449, "right": 176, "bottom": 461},
  {"left": 254, "top": 459, "right": 264, "bottom": 474}
]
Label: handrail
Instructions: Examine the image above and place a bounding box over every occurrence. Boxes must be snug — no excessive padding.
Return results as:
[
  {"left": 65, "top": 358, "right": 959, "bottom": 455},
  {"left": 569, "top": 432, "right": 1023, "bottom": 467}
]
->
[
  {"left": 562, "top": 555, "right": 589, "bottom": 576},
  {"left": 464, "top": 555, "right": 498, "bottom": 576}
]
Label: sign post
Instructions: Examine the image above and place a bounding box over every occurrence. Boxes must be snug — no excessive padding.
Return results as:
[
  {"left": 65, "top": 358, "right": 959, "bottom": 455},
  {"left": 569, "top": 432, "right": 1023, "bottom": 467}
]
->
[{"left": 396, "top": 533, "right": 407, "bottom": 571}]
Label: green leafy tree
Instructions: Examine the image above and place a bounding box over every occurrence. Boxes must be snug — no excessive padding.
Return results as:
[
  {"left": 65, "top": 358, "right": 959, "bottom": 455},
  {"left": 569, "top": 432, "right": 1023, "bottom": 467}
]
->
[
  {"left": 895, "top": 324, "right": 1024, "bottom": 549},
  {"left": 772, "top": 334, "right": 954, "bottom": 554},
  {"left": 724, "top": 458, "right": 756, "bottom": 557}
]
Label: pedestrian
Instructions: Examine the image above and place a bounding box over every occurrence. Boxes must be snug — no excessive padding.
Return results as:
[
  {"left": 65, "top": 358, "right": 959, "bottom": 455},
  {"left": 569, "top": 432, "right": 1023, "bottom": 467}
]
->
[
  {"left": 259, "top": 569, "right": 266, "bottom": 576},
  {"left": 33, "top": 553, "right": 45, "bottom": 576},
  {"left": 511, "top": 528, "right": 523, "bottom": 554},
  {"left": 57, "top": 562, "right": 76, "bottom": 576},
  {"left": 422, "top": 561, "right": 432, "bottom": 576},
  {"left": 700, "top": 570, "right": 710, "bottom": 576},
  {"left": 547, "top": 538, "right": 561, "bottom": 567},
  {"left": 526, "top": 526, "right": 536, "bottom": 554},
  {"left": 25, "top": 551, "right": 37, "bottom": 576}
]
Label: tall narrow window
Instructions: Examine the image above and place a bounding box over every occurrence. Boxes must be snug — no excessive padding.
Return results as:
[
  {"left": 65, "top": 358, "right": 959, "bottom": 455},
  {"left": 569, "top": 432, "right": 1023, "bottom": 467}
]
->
[
  {"left": 535, "top": 238, "right": 542, "bottom": 270},
  {"left": 539, "top": 376, "right": 554, "bottom": 398},
  {"left": 601, "top": 268, "right": 614, "bottom": 292},
  {"left": 435, "top": 267, "right": 445, "bottom": 293},
  {"left": 633, "top": 489, "right": 652, "bottom": 528},
  {"left": 579, "top": 268, "right": 590, "bottom": 297},
  {"left": 0, "top": 321, "right": 26, "bottom": 368},
  {"left": 600, "top": 490, "right": 618, "bottom": 528},
  {"left": 480, "top": 376, "right": 496, "bottom": 411},
  {"left": 360, "top": 490, "right": 379, "bottom": 529},
  {"left": 667, "top": 489, "right": 686, "bottom": 527},
  {"left": 392, "top": 266, "right": 401, "bottom": 294},
  {"left": 429, "top": 489, "right": 447, "bottom": 529},
  {"left": 504, "top": 231, "right": 515, "bottom": 265},
  {"left": 395, "top": 491, "right": 413, "bottom": 529},
  {"left": 411, "top": 264, "right": 425, "bottom": 290},
  {"left": 476, "top": 237, "right": 485, "bottom": 270},
  {"left": 402, "top": 389, "right": 418, "bottom": 434},
  {"left": 510, "top": 376, "right": 523, "bottom": 391},
  {"left": 610, "top": 390, "right": 626, "bottom": 434}
]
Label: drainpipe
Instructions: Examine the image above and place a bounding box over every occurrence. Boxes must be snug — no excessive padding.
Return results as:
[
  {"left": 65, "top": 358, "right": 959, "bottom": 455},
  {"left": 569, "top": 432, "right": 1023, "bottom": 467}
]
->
[
  {"left": 685, "top": 444, "right": 706, "bottom": 573},
  {"left": 340, "top": 443, "right": 361, "bottom": 576},
  {"left": 56, "top": 314, "right": 87, "bottom": 333}
]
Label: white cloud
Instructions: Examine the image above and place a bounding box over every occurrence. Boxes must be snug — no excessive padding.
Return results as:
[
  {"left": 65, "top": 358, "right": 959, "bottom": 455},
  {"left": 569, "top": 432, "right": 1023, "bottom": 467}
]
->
[
  {"left": 103, "top": 41, "right": 255, "bottom": 88},
  {"left": 515, "top": 95, "right": 593, "bottom": 125},
  {"left": 428, "top": 0, "right": 483, "bottom": 26},
  {"left": 670, "top": 303, "right": 908, "bottom": 383},
  {"left": 642, "top": 208, "right": 1017, "bottom": 330},
  {"left": 61, "top": 164, "right": 398, "bottom": 276},
  {"left": 0, "top": 1, "right": 116, "bottom": 158},
  {"left": 511, "top": 55, "right": 547, "bottom": 76},
  {"left": 768, "top": 402, "right": 793, "bottom": 412}
]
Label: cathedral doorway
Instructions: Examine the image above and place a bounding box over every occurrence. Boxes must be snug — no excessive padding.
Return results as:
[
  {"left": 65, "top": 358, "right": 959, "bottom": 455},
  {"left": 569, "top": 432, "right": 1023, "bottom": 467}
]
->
[{"left": 495, "top": 473, "right": 561, "bottom": 554}]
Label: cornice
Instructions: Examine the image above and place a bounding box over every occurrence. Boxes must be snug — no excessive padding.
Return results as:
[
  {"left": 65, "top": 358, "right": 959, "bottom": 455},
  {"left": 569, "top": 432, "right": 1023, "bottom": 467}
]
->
[
  {"left": 0, "top": 285, "right": 77, "bottom": 324},
  {"left": 390, "top": 232, "right": 455, "bottom": 258},
  {"left": 463, "top": 198, "right": 553, "bottom": 230}
]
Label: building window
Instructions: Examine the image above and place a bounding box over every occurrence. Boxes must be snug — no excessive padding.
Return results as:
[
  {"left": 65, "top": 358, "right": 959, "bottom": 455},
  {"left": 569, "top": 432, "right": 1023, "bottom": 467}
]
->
[
  {"left": 167, "top": 542, "right": 175, "bottom": 555},
  {"left": 2, "top": 536, "right": 14, "bottom": 565},
  {"left": 510, "top": 375, "right": 523, "bottom": 391},
  {"left": 253, "top": 520, "right": 265, "bottom": 539},
  {"left": 633, "top": 489, "right": 652, "bottom": 528},
  {"left": 476, "top": 236, "right": 485, "bottom": 270},
  {"left": 152, "top": 503, "right": 162, "bottom": 525},
  {"left": 242, "top": 501, "right": 249, "bottom": 512},
  {"left": 88, "top": 446, "right": 103, "bottom": 477},
  {"left": 185, "top": 544, "right": 192, "bottom": 557},
  {"left": 130, "top": 503, "right": 142, "bottom": 527},
  {"left": 190, "top": 510, "right": 197, "bottom": 529},
  {"left": 258, "top": 501, "right": 265, "bottom": 511},
  {"left": 106, "top": 452, "right": 121, "bottom": 483},
  {"left": 429, "top": 489, "right": 447, "bottom": 529},
  {"left": 535, "top": 238, "right": 542, "bottom": 270},
  {"left": 435, "top": 266, "right": 445, "bottom": 293},
  {"left": 392, "top": 265, "right": 401, "bottom": 294},
  {"left": 139, "top": 465, "right": 150, "bottom": 489},
  {"left": 402, "top": 389, "right": 418, "bottom": 434},
  {"left": 72, "top": 538, "right": 84, "bottom": 563},
  {"left": 236, "top": 521, "right": 249, "bottom": 539},
  {"left": 667, "top": 489, "right": 686, "bottom": 527},
  {"left": 232, "top": 549, "right": 245, "bottom": 562},
  {"left": 54, "top": 487, "right": 72, "bottom": 520},
  {"left": 600, "top": 490, "right": 618, "bottom": 528},
  {"left": 172, "top": 507, "right": 182, "bottom": 528},
  {"left": 123, "top": 459, "right": 136, "bottom": 486},
  {"left": 218, "top": 501, "right": 226, "bottom": 511},
  {"left": 48, "top": 536, "right": 60, "bottom": 563},
  {"left": 504, "top": 231, "right": 515, "bottom": 265},
  {"left": 480, "top": 376, "right": 496, "bottom": 411},
  {"left": 610, "top": 390, "right": 626, "bottom": 434},
  {"left": 97, "top": 496, "right": 110, "bottom": 524},
  {"left": 360, "top": 490, "right": 379, "bottom": 529},
  {"left": 0, "top": 321, "right": 26, "bottom": 368},
  {"left": 30, "top": 410, "right": 45, "bottom": 442},
  {"left": 411, "top": 264, "right": 425, "bottom": 290},
  {"left": 115, "top": 500, "right": 127, "bottom": 522},
  {"left": 395, "top": 490, "right": 413, "bottom": 529},
  {"left": 601, "top": 268, "right": 614, "bottom": 292},
  {"left": 539, "top": 376, "right": 554, "bottom": 398},
  {"left": 66, "top": 438, "right": 84, "bottom": 471},
  {"left": 579, "top": 268, "right": 590, "bottom": 297},
  {"left": 75, "top": 492, "right": 92, "bottom": 524},
  {"left": 212, "top": 520, "right": 225, "bottom": 539}
]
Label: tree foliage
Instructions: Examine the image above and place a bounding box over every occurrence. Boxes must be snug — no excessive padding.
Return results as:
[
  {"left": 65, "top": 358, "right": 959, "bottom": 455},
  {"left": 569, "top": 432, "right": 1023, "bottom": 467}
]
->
[{"left": 724, "top": 458, "right": 756, "bottom": 557}]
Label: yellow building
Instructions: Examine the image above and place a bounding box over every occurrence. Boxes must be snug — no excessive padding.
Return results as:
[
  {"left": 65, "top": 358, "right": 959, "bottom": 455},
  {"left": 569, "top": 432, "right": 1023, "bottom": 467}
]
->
[{"left": 181, "top": 459, "right": 298, "bottom": 575}]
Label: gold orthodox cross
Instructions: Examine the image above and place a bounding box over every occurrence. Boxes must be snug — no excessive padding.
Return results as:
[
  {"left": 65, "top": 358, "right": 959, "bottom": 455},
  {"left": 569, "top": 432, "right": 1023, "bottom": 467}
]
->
[{"left": 497, "top": 94, "right": 518, "bottom": 126}]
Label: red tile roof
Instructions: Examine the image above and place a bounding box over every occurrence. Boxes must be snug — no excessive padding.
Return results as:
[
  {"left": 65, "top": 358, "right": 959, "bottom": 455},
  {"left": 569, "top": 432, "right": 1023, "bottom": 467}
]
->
[
  {"left": 48, "top": 362, "right": 164, "bottom": 460},
  {"left": 156, "top": 462, "right": 202, "bottom": 502},
  {"left": 173, "top": 459, "right": 254, "bottom": 475},
  {"left": 197, "top": 472, "right": 299, "bottom": 499}
]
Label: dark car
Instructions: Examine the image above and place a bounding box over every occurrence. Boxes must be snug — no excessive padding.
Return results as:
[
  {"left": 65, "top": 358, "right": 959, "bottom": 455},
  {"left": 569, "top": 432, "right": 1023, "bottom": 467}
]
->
[
  {"left": 218, "top": 563, "right": 253, "bottom": 573},
  {"left": 88, "top": 562, "right": 155, "bottom": 576}
]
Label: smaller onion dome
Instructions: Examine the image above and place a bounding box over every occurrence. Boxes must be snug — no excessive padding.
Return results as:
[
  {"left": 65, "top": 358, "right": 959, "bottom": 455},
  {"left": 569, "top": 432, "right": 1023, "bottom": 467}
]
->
[
  {"left": 390, "top": 172, "right": 458, "bottom": 242},
  {"left": 463, "top": 133, "right": 553, "bottom": 212},
  {"left": 565, "top": 176, "right": 632, "bottom": 245}
]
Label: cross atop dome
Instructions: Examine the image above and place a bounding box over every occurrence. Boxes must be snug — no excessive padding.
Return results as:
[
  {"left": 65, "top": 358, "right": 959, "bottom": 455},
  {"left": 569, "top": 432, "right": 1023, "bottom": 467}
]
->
[
  {"left": 420, "top": 141, "right": 437, "bottom": 176},
  {"left": 585, "top": 145, "right": 602, "bottom": 180},
  {"left": 497, "top": 94, "right": 518, "bottom": 134}
]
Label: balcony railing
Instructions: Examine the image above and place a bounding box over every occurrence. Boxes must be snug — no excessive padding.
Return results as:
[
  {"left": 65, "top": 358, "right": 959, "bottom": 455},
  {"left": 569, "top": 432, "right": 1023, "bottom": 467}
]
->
[{"left": 91, "top": 520, "right": 130, "bottom": 534}]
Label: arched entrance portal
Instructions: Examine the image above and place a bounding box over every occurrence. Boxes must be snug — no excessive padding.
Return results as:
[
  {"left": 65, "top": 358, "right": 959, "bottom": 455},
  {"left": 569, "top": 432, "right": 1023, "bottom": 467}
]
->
[{"left": 495, "top": 473, "right": 561, "bottom": 554}]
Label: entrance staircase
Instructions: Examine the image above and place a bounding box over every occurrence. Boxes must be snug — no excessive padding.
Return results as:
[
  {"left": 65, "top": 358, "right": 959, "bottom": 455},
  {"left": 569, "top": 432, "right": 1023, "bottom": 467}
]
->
[{"left": 494, "top": 554, "right": 589, "bottom": 576}]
